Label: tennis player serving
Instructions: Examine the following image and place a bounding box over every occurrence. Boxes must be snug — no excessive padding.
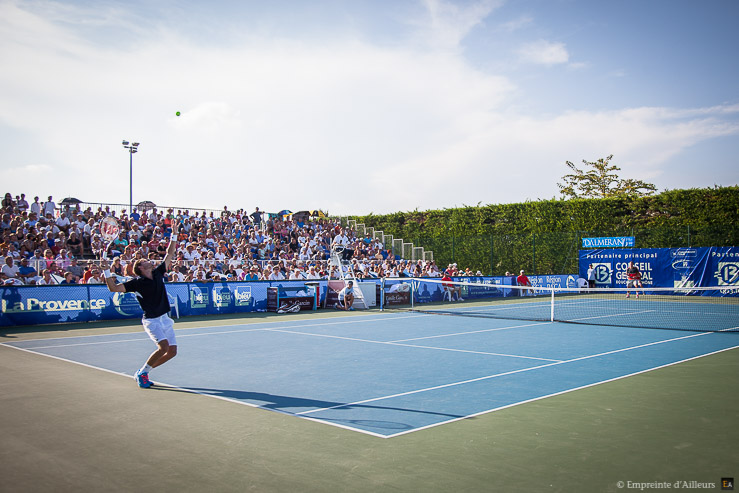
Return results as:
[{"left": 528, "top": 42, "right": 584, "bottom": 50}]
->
[{"left": 102, "top": 221, "right": 179, "bottom": 388}]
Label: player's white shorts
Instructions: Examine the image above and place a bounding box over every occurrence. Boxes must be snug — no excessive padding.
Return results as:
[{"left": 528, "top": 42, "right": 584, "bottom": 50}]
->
[
  {"left": 627, "top": 280, "right": 639, "bottom": 288},
  {"left": 141, "top": 313, "right": 177, "bottom": 345}
]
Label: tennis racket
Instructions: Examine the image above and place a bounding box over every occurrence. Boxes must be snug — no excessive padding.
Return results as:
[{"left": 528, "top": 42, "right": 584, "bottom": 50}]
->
[{"left": 100, "top": 216, "right": 120, "bottom": 260}]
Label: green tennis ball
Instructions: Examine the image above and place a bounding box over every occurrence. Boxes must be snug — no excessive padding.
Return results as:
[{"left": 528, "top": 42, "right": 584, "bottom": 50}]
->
[{"left": 176, "top": 111, "right": 181, "bottom": 116}]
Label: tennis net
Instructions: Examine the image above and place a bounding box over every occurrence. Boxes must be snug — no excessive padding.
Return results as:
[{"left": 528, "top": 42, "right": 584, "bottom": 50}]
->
[{"left": 386, "top": 278, "right": 739, "bottom": 333}]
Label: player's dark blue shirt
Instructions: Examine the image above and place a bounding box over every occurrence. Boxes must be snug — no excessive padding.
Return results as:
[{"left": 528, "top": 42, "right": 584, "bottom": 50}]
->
[{"left": 123, "top": 262, "right": 170, "bottom": 319}]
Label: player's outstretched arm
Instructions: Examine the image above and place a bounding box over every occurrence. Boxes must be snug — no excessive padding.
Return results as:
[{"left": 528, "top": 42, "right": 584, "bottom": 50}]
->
[
  {"left": 101, "top": 260, "right": 126, "bottom": 293},
  {"left": 163, "top": 221, "right": 179, "bottom": 271}
]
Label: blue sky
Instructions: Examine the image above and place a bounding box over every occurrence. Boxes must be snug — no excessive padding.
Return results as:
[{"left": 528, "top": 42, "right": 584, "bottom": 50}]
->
[{"left": 1, "top": 0, "right": 737, "bottom": 215}]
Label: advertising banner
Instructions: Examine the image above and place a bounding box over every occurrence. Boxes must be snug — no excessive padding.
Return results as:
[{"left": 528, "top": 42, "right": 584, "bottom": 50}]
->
[
  {"left": 579, "top": 247, "right": 739, "bottom": 295},
  {"left": 582, "top": 236, "right": 635, "bottom": 248}
]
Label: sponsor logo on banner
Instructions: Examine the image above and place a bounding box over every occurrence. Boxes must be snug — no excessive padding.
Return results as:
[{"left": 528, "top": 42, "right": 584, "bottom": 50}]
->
[
  {"left": 112, "top": 292, "right": 143, "bottom": 316},
  {"left": 615, "top": 261, "right": 653, "bottom": 286},
  {"left": 715, "top": 262, "right": 739, "bottom": 286},
  {"left": 1, "top": 297, "right": 107, "bottom": 313},
  {"left": 671, "top": 248, "right": 698, "bottom": 287},
  {"left": 590, "top": 263, "right": 612, "bottom": 284},
  {"left": 190, "top": 287, "right": 209, "bottom": 308},
  {"left": 234, "top": 286, "right": 252, "bottom": 306},
  {"left": 212, "top": 286, "right": 232, "bottom": 308},
  {"left": 582, "top": 237, "right": 635, "bottom": 248}
]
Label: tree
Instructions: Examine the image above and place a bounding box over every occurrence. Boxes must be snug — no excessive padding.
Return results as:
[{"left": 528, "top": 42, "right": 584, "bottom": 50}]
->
[{"left": 557, "top": 154, "right": 657, "bottom": 199}]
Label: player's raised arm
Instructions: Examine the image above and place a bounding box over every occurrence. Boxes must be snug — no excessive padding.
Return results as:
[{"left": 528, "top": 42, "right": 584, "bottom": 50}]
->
[
  {"left": 163, "top": 220, "right": 179, "bottom": 271},
  {"left": 101, "top": 259, "right": 126, "bottom": 293}
]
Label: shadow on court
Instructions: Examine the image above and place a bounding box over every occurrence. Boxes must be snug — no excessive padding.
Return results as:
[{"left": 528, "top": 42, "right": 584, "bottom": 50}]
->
[{"left": 152, "top": 385, "right": 467, "bottom": 431}]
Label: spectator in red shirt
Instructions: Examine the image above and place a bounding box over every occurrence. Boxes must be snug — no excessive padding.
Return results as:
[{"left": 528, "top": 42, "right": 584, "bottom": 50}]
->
[
  {"left": 516, "top": 269, "right": 531, "bottom": 296},
  {"left": 441, "top": 270, "right": 463, "bottom": 302}
]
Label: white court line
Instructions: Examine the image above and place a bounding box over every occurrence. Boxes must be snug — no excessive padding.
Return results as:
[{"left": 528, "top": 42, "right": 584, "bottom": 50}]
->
[
  {"left": 388, "top": 321, "right": 553, "bottom": 343},
  {"left": 386, "top": 343, "right": 739, "bottom": 438},
  {"left": 4, "top": 313, "right": 430, "bottom": 350},
  {"left": 2, "top": 310, "right": 418, "bottom": 345},
  {"left": 567, "top": 309, "right": 657, "bottom": 323},
  {"left": 297, "top": 329, "right": 720, "bottom": 417},
  {"left": 0, "top": 343, "right": 390, "bottom": 439},
  {"left": 267, "top": 328, "right": 562, "bottom": 362}
]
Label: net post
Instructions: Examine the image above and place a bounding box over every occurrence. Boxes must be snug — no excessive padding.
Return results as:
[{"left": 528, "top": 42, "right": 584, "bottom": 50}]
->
[
  {"left": 550, "top": 287, "right": 555, "bottom": 322},
  {"left": 380, "top": 277, "right": 385, "bottom": 311}
]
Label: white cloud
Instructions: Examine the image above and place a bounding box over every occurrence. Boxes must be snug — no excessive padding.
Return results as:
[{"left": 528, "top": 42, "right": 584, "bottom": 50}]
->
[
  {"left": 518, "top": 40, "right": 570, "bottom": 66},
  {"left": 498, "top": 15, "right": 533, "bottom": 33},
  {"left": 413, "top": 0, "right": 501, "bottom": 49}
]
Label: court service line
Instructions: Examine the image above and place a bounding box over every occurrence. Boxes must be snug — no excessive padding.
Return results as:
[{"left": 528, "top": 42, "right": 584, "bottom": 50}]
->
[
  {"left": 1, "top": 310, "right": 417, "bottom": 345},
  {"left": 567, "top": 309, "right": 656, "bottom": 323},
  {"left": 267, "top": 327, "right": 563, "bottom": 362},
  {"left": 387, "top": 321, "right": 553, "bottom": 343},
  {"left": 296, "top": 329, "right": 715, "bottom": 416},
  {"left": 5, "top": 313, "right": 430, "bottom": 351}
]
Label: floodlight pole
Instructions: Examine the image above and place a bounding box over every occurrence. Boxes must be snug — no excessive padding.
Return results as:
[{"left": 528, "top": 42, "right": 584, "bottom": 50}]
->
[{"left": 122, "top": 141, "right": 139, "bottom": 216}]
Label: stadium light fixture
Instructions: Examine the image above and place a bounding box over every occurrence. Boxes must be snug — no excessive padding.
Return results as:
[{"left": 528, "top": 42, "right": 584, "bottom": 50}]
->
[{"left": 122, "top": 140, "right": 140, "bottom": 217}]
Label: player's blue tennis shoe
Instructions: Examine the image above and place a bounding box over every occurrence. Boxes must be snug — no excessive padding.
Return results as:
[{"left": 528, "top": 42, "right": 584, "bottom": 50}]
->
[{"left": 135, "top": 370, "right": 152, "bottom": 388}]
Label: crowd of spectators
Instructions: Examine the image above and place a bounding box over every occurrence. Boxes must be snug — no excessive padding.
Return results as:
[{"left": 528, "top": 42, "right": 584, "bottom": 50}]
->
[{"left": 1, "top": 192, "right": 473, "bottom": 286}]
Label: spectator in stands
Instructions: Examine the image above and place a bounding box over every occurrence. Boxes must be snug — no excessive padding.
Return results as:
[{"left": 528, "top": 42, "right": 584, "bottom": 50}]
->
[
  {"left": 29, "top": 196, "right": 41, "bottom": 217},
  {"left": 86, "top": 266, "right": 104, "bottom": 284},
  {"left": 68, "top": 258, "right": 84, "bottom": 282},
  {"left": 42, "top": 248, "right": 56, "bottom": 269},
  {"left": 18, "top": 257, "right": 38, "bottom": 284},
  {"left": 305, "top": 265, "right": 321, "bottom": 279},
  {"left": 66, "top": 231, "right": 83, "bottom": 258},
  {"left": 17, "top": 193, "right": 29, "bottom": 213},
  {"left": 110, "top": 257, "right": 124, "bottom": 276},
  {"left": 111, "top": 231, "right": 128, "bottom": 257},
  {"left": 240, "top": 265, "right": 258, "bottom": 281},
  {"left": 250, "top": 207, "right": 263, "bottom": 229},
  {"left": 1, "top": 213, "right": 12, "bottom": 231},
  {"left": 1, "top": 255, "right": 20, "bottom": 282},
  {"left": 29, "top": 249, "right": 44, "bottom": 269},
  {"left": 2, "top": 193, "right": 14, "bottom": 211},
  {"left": 73, "top": 213, "right": 87, "bottom": 232},
  {"left": 60, "top": 271, "right": 77, "bottom": 284},
  {"left": 37, "top": 269, "right": 57, "bottom": 285},
  {"left": 44, "top": 230, "right": 57, "bottom": 255},
  {"left": 20, "top": 233, "right": 37, "bottom": 258},
  {"left": 55, "top": 249, "right": 72, "bottom": 270},
  {"left": 83, "top": 217, "right": 96, "bottom": 239},
  {"left": 56, "top": 212, "right": 71, "bottom": 233},
  {"left": 55, "top": 233, "right": 68, "bottom": 255},
  {"left": 43, "top": 196, "right": 56, "bottom": 217}
]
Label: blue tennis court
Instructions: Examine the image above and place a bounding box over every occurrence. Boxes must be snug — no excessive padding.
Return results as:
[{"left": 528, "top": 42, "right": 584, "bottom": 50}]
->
[{"left": 4, "top": 311, "right": 738, "bottom": 438}]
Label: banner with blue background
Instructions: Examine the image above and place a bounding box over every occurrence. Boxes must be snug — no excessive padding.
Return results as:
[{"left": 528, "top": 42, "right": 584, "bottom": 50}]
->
[
  {"left": 1, "top": 274, "right": 580, "bottom": 327},
  {"left": 579, "top": 247, "right": 739, "bottom": 293}
]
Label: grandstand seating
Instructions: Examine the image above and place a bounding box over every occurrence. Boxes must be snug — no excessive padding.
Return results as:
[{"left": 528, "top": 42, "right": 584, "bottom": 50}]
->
[{"left": 1, "top": 195, "right": 445, "bottom": 285}]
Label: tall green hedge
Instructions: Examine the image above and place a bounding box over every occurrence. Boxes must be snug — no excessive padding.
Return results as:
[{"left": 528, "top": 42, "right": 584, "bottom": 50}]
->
[{"left": 349, "top": 186, "right": 739, "bottom": 275}]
